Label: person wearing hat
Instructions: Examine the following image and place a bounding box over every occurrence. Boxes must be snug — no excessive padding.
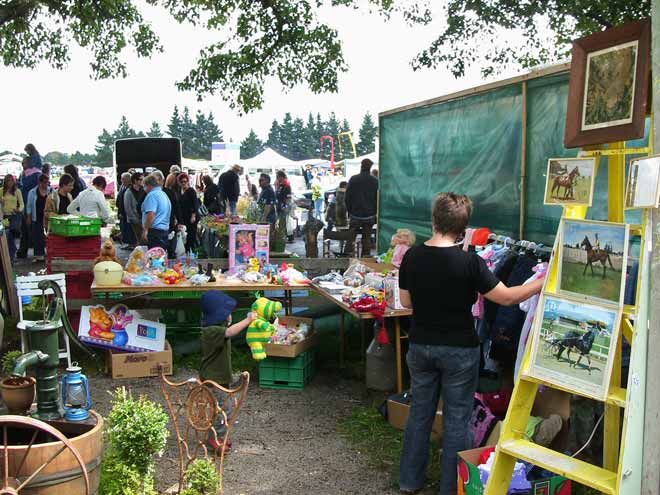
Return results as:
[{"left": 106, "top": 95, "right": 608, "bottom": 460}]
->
[{"left": 200, "top": 291, "right": 256, "bottom": 453}]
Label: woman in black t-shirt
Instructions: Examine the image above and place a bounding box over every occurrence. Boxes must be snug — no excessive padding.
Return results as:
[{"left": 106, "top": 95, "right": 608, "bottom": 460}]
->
[
  {"left": 398, "top": 193, "right": 543, "bottom": 495},
  {"left": 177, "top": 173, "right": 200, "bottom": 252}
]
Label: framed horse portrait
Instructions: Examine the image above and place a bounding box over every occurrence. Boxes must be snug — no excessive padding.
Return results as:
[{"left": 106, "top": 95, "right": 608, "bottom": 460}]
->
[
  {"left": 564, "top": 20, "right": 650, "bottom": 148},
  {"left": 526, "top": 293, "right": 621, "bottom": 401},
  {"left": 558, "top": 219, "right": 629, "bottom": 305},
  {"left": 625, "top": 154, "right": 660, "bottom": 209},
  {"left": 544, "top": 157, "right": 596, "bottom": 206}
]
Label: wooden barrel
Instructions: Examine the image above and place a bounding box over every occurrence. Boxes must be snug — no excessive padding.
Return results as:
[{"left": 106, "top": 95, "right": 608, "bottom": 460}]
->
[{"left": 6, "top": 410, "right": 104, "bottom": 494}]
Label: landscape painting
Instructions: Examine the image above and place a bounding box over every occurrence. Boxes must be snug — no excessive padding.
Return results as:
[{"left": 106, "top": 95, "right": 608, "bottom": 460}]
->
[
  {"left": 528, "top": 294, "right": 620, "bottom": 400},
  {"left": 582, "top": 40, "right": 638, "bottom": 131},
  {"left": 559, "top": 219, "right": 628, "bottom": 305},
  {"left": 544, "top": 157, "right": 596, "bottom": 206}
]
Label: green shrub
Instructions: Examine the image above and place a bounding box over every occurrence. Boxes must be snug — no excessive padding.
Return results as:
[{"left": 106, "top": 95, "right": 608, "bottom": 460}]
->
[
  {"left": 105, "top": 387, "right": 170, "bottom": 475},
  {"left": 184, "top": 459, "right": 221, "bottom": 495},
  {"left": 2, "top": 350, "right": 23, "bottom": 376},
  {"left": 99, "top": 453, "right": 156, "bottom": 495},
  {"left": 100, "top": 387, "right": 170, "bottom": 495}
]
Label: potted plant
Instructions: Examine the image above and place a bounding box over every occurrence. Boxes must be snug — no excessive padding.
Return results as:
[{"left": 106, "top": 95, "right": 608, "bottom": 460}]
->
[{"left": 0, "top": 350, "right": 36, "bottom": 415}]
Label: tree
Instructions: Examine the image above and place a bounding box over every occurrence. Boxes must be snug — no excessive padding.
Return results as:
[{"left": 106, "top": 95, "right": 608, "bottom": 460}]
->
[
  {"left": 147, "top": 121, "right": 163, "bottom": 138},
  {"left": 266, "top": 119, "right": 282, "bottom": 153},
  {"left": 414, "top": 1, "right": 649, "bottom": 78},
  {"left": 113, "top": 115, "right": 140, "bottom": 140},
  {"left": 290, "top": 117, "right": 306, "bottom": 161},
  {"left": 168, "top": 106, "right": 183, "bottom": 138},
  {"left": 240, "top": 129, "right": 264, "bottom": 159},
  {"left": 357, "top": 112, "right": 377, "bottom": 156},
  {"left": 94, "top": 129, "right": 114, "bottom": 168},
  {"left": 279, "top": 113, "right": 295, "bottom": 158},
  {"left": 304, "top": 113, "right": 319, "bottom": 158},
  {"left": 0, "top": 2, "right": 425, "bottom": 113},
  {"left": 179, "top": 107, "right": 195, "bottom": 157}
]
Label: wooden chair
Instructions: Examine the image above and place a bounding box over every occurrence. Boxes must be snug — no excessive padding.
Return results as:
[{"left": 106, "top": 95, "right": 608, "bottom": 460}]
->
[{"left": 16, "top": 273, "right": 72, "bottom": 367}]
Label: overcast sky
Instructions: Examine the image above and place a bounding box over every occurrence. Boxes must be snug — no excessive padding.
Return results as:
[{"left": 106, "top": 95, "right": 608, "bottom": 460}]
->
[{"left": 0, "top": 2, "right": 526, "bottom": 155}]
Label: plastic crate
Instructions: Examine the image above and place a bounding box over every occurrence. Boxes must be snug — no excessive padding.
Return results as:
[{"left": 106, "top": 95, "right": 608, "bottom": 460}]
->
[
  {"left": 259, "top": 350, "right": 315, "bottom": 390},
  {"left": 66, "top": 271, "right": 94, "bottom": 299},
  {"left": 49, "top": 216, "right": 102, "bottom": 237},
  {"left": 152, "top": 291, "right": 203, "bottom": 299}
]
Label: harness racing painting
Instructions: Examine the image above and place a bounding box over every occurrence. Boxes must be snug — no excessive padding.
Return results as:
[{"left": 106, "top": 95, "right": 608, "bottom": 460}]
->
[
  {"left": 558, "top": 219, "right": 628, "bottom": 305},
  {"left": 529, "top": 294, "right": 620, "bottom": 400},
  {"left": 544, "top": 158, "right": 596, "bottom": 207}
]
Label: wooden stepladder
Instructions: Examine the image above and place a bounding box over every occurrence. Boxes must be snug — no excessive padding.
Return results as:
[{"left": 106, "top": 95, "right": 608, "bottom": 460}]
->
[{"left": 485, "top": 138, "right": 652, "bottom": 495}]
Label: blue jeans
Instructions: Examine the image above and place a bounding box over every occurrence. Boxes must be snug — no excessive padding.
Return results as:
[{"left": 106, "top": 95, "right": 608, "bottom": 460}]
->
[
  {"left": 314, "top": 198, "right": 324, "bottom": 221},
  {"left": 229, "top": 200, "right": 237, "bottom": 217},
  {"left": 400, "top": 344, "right": 479, "bottom": 495},
  {"left": 120, "top": 217, "right": 135, "bottom": 245},
  {"left": 147, "top": 228, "right": 169, "bottom": 251},
  {"left": 31, "top": 222, "right": 45, "bottom": 257}
]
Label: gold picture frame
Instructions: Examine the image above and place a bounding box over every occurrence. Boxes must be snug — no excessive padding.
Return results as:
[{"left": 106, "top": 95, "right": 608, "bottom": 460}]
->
[{"left": 543, "top": 157, "right": 596, "bottom": 207}]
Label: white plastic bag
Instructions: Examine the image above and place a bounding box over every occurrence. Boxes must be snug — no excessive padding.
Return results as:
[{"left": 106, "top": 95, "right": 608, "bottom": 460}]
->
[{"left": 175, "top": 229, "right": 186, "bottom": 258}]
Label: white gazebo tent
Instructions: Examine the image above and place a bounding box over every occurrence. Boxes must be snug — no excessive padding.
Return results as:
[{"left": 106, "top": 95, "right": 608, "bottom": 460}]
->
[{"left": 343, "top": 151, "right": 378, "bottom": 178}]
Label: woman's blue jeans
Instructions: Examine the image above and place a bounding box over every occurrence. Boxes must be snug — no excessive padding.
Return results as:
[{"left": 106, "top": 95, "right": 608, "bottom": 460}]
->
[
  {"left": 314, "top": 198, "right": 324, "bottom": 220},
  {"left": 399, "top": 343, "right": 479, "bottom": 495}
]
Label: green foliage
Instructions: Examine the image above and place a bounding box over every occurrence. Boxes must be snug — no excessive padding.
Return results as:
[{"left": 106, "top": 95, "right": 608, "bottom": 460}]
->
[
  {"left": 357, "top": 112, "right": 377, "bottom": 156},
  {"left": 44, "top": 151, "right": 96, "bottom": 166},
  {"left": 1, "top": 350, "right": 23, "bottom": 376},
  {"left": 0, "top": 1, "right": 424, "bottom": 112},
  {"left": 184, "top": 459, "right": 221, "bottom": 495},
  {"left": 105, "top": 387, "right": 170, "bottom": 476},
  {"left": 240, "top": 129, "right": 264, "bottom": 159},
  {"left": 147, "top": 121, "right": 163, "bottom": 138},
  {"left": 99, "top": 452, "right": 157, "bottom": 495},
  {"left": 414, "top": 0, "right": 649, "bottom": 78}
]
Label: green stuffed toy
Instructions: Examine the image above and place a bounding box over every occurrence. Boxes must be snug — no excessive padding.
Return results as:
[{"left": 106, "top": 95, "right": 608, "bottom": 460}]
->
[{"left": 246, "top": 297, "right": 282, "bottom": 360}]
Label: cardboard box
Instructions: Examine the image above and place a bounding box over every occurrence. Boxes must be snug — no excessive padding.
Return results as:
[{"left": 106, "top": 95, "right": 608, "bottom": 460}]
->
[
  {"left": 458, "top": 446, "right": 572, "bottom": 495},
  {"left": 79, "top": 304, "right": 166, "bottom": 353},
  {"left": 387, "top": 393, "right": 443, "bottom": 439},
  {"left": 107, "top": 341, "right": 173, "bottom": 379},
  {"left": 264, "top": 316, "right": 316, "bottom": 358}
]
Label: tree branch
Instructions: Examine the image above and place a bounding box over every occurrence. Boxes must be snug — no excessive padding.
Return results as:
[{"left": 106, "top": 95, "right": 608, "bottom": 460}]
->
[{"left": 0, "top": 0, "right": 39, "bottom": 26}]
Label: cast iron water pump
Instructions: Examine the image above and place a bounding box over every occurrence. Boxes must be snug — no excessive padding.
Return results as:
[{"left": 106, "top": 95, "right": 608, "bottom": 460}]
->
[{"left": 12, "top": 280, "right": 96, "bottom": 420}]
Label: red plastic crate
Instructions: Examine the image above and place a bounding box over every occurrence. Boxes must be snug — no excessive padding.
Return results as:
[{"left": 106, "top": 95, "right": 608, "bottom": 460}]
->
[{"left": 66, "top": 271, "right": 94, "bottom": 299}]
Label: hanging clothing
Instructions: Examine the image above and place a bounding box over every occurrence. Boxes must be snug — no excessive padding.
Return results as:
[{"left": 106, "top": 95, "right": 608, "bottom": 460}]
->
[{"left": 514, "top": 262, "right": 548, "bottom": 380}]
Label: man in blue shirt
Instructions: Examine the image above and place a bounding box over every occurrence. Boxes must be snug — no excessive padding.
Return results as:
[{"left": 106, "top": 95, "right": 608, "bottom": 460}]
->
[
  {"left": 141, "top": 173, "right": 172, "bottom": 250},
  {"left": 257, "top": 173, "right": 277, "bottom": 225}
]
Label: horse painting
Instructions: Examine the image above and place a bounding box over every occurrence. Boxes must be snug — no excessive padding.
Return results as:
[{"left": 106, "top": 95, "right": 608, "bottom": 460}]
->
[
  {"left": 551, "top": 324, "right": 601, "bottom": 374},
  {"left": 551, "top": 166, "right": 580, "bottom": 200},
  {"left": 581, "top": 235, "right": 615, "bottom": 278}
]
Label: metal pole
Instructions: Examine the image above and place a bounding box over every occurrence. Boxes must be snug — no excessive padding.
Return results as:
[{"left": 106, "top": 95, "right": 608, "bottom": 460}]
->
[
  {"left": 519, "top": 81, "right": 528, "bottom": 240},
  {"left": 642, "top": 5, "right": 660, "bottom": 492}
]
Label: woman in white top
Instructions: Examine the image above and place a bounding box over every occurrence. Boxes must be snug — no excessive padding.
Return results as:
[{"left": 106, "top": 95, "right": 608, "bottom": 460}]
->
[{"left": 67, "top": 176, "right": 112, "bottom": 223}]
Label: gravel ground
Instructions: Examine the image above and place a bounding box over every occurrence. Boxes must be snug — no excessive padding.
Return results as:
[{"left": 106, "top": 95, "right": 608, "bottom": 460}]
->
[{"left": 90, "top": 368, "right": 401, "bottom": 495}]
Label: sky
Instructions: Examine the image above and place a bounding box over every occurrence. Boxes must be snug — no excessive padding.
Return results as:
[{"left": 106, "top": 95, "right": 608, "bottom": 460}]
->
[
  {"left": 0, "top": 2, "right": 529, "bottom": 155},
  {"left": 543, "top": 296, "right": 617, "bottom": 331}
]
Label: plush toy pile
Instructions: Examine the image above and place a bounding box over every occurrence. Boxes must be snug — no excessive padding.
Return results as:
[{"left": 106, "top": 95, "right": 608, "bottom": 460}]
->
[
  {"left": 227, "top": 258, "right": 310, "bottom": 285},
  {"left": 122, "top": 247, "right": 204, "bottom": 286},
  {"left": 270, "top": 320, "right": 311, "bottom": 345}
]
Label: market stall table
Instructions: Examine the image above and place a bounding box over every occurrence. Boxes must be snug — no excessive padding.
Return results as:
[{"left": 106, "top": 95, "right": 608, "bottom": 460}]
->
[
  {"left": 91, "top": 280, "right": 311, "bottom": 315},
  {"left": 312, "top": 283, "right": 412, "bottom": 393}
]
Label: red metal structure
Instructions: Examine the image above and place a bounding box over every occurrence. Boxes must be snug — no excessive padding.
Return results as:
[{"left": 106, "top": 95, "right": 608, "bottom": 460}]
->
[{"left": 320, "top": 135, "right": 335, "bottom": 171}]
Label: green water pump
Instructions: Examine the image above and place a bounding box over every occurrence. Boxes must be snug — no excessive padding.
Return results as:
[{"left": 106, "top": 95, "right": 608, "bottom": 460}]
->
[{"left": 12, "top": 280, "right": 97, "bottom": 420}]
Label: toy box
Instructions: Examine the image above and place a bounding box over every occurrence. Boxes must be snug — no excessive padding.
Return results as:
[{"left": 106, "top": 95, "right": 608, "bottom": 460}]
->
[
  {"left": 383, "top": 275, "right": 405, "bottom": 310},
  {"left": 107, "top": 341, "right": 172, "bottom": 379},
  {"left": 79, "top": 305, "right": 166, "bottom": 353},
  {"left": 457, "top": 446, "right": 572, "bottom": 495},
  {"left": 263, "top": 316, "right": 316, "bottom": 358}
]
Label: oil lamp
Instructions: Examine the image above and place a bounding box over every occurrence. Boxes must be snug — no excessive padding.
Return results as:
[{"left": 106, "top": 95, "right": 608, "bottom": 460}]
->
[{"left": 60, "top": 363, "right": 92, "bottom": 421}]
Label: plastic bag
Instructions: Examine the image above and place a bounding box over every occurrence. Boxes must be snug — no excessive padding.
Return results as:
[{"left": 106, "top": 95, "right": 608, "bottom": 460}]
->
[
  {"left": 125, "top": 246, "right": 148, "bottom": 274},
  {"left": 175, "top": 230, "right": 186, "bottom": 258}
]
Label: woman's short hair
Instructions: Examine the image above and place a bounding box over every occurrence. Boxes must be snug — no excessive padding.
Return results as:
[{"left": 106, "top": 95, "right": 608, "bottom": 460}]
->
[
  {"left": 63, "top": 164, "right": 79, "bottom": 180},
  {"left": 432, "top": 192, "right": 472, "bottom": 236},
  {"left": 59, "top": 173, "right": 74, "bottom": 188},
  {"left": 202, "top": 175, "right": 213, "bottom": 187},
  {"left": 131, "top": 172, "right": 144, "bottom": 184},
  {"left": 177, "top": 172, "right": 190, "bottom": 184},
  {"left": 164, "top": 174, "right": 177, "bottom": 189},
  {"left": 92, "top": 176, "right": 107, "bottom": 189},
  {"left": 276, "top": 170, "right": 287, "bottom": 180}
]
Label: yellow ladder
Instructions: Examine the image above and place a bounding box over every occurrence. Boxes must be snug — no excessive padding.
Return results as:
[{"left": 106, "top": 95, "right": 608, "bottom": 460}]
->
[{"left": 485, "top": 139, "right": 652, "bottom": 495}]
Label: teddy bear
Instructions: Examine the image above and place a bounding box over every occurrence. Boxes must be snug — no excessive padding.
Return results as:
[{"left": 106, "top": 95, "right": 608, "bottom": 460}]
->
[
  {"left": 94, "top": 239, "right": 121, "bottom": 265},
  {"left": 246, "top": 297, "right": 282, "bottom": 360}
]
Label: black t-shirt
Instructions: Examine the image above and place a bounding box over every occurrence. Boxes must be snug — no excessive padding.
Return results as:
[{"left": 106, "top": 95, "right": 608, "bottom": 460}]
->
[
  {"left": 36, "top": 191, "right": 47, "bottom": 225},
  {"left": 58, "top": 194, "right": 70, "bottom": 214},
  {"left": 399, "top": 244, "right": 500, "bottom": 347}
]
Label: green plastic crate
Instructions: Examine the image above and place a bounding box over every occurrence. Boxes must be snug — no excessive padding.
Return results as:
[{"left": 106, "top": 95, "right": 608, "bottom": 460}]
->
[
  {"left": 152, "top": 291, "right": 203, "bottom": 299},
  {"left": 259, "top": 350, "right": 315, "bottom": 390},
  {"left": 49, "top": 215, "right": 102, "bottom": 237}
]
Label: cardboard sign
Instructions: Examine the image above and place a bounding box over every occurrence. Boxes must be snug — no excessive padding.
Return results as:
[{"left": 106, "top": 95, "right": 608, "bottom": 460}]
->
[{"left": 79, "top": 304, "right": 166, "bottom": 353}]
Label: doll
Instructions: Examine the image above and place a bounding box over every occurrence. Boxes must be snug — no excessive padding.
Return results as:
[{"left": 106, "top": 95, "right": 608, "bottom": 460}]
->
[
  {"left": 246, "top": 297, "right": 282, "bottom": 360},
  {"left": 389, "top": 228, "right": 416, "bottom": 267}
]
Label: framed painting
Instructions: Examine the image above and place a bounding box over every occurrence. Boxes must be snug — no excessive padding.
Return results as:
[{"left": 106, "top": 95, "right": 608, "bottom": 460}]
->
[
  {"left": 228, "top": 224, "right": 270, "bottom": 271},
  {"left": 625, "top": 154, "right": 660, "bottom": 209},
  {"left": 558, "top": 218, "right": 628, "bottom": 306},
  {"left": 527, "top": 294, "right": 621, "bottom": 401},
  {"left": 564, "top": 19, "right": 650, "bottom": 148},
  {"left": 544, "top": 157, "right": 596, "bottom": 206}
]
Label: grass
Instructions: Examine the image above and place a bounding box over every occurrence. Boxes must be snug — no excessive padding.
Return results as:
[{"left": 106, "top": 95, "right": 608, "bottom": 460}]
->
[
  {"left": 338, "top": 404, "right": 441, "bottom": 490},
  {"left": 561, "top": 260, "right": 622, "bottom": 303}
]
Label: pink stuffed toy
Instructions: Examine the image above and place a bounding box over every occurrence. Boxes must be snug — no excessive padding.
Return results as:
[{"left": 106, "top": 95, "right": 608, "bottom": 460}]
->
[{"left": 391, "top": 229, "right": 416, "bottom": 267}]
